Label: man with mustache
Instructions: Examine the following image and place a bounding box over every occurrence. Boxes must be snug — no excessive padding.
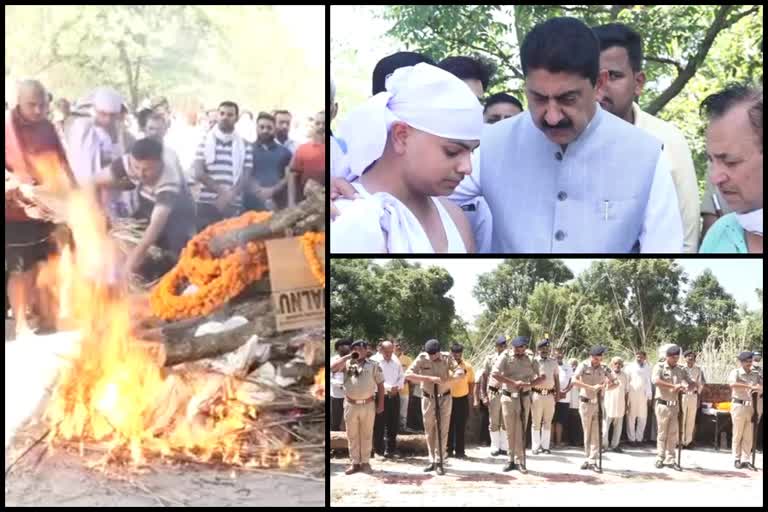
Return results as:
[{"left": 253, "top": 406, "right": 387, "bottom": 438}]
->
[
  {"left": 593, "top": 23, "right": 700, "bottom": 253},
  {"left": 332, "top": 17, "right": 683, "bottom": 253}
]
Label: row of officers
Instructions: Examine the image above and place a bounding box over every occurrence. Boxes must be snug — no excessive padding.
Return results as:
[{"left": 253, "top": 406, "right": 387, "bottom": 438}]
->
[{"left": 330, "top": 337, "right": 763, "bottom": 476}]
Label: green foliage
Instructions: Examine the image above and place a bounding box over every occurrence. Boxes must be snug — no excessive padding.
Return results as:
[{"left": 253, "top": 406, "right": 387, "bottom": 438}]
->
[
  {"left": 330, "top": 260, "right": 457, "bottom": 357},
  {"left": 5, "top": 5, "right": 323, "bottom": 114},
  {"left": 472, "top": 259, "right": 574, "bottom": 314}
]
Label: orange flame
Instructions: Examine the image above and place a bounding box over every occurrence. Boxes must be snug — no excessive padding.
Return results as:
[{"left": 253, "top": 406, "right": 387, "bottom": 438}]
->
[{"left": 33, "top": 159, "right": 294, "bottom": 469}]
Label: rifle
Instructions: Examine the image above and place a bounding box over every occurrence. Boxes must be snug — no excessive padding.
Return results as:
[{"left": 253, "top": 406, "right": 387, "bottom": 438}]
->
[
  {"left": 597, "top": 388, "right": 603, "bottom": 472},
  {"left": 677, "top": 389, "right": 683, "bottom": 470},
  {"left": 751, "top": 391, "right": 759, "bottom": 470},
  {"left": 520, "top": 387, "right": 527, "bottom": 469},
  {"left": 434, "top": 383, "right": 444, "bottom": 474}
]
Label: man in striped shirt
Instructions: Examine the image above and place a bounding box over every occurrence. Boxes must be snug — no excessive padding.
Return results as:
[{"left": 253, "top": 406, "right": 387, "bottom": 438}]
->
[
  {"left": 94, "top": 137, "right": 196, "bottom": 277},
  {"left": 193, "top": 101, "right": 253, "bottom": 231}
]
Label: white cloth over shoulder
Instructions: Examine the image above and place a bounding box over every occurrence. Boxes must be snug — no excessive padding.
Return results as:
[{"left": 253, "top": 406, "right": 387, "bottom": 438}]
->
[
  {"left": 331, "top": 183, "right": 467, "bottom": 253},
  {"left": 337, "top": 63, "right": 484, "bottom": 179}
]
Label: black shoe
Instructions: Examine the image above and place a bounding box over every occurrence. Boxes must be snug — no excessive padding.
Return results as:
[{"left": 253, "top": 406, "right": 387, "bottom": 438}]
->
[
  {"left": 735, "top": 460, "right": 743, "bottom": 469},
  {"left": 580, "top": 461, "right": 590, "bottom": 470},
  {"left": 423, "top": 463, "right": 436, "bottom": 472},
  {"left": 613, "top": 447, "right": 623, "bottom": 453},
  {"left": 518, "top": 464, "right": 528, "bottom": 474},
  {"left": 532, "top": 448, "right": 541, "bottom": 455},
  {"left": 671, "top": 463, "right": 682, "bottom": 471},
  {"left": 490, "top": 450, "right": 502, "bottom": 456},
  {"left": 455, "top": 453, "right": 467, "bottom": 460},
  {"left": 744, "top": 462, "right": 757, "bottom": 471},
  {"left": 543, "top": 449, "right": 552, "bottom": 454},
  {"left": 503, "top": 462, "right": 516, "bottom": 472},
  {"left": 499, "top": 450, "right": 508, "bottom": 456},
  {"left": 590, "top": 464, "right": 602, "bottom": 474},
  {"left": 383, "top": 452, "right": 395, "bottom": 459},
  {"left": 446, "top": 452, "right": 454, "bottom": 458},
  {"left": 436, "top": 464, "right": 445, "bottom": 475},
  {"left": 655, "top": 460, "right": 664, "bottom": 469}
]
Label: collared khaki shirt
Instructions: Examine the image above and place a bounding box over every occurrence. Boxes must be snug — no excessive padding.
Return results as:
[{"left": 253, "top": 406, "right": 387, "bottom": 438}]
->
[
  {"left": 535, "top": 356, "right": 560, "bottom": 389},
  {"left": 727, "top": 367, "right": 762, "bottom": 400},
  {"left": 406, "top": 352, "right": 459, "bottom": 395},
  {"left": 482, "top": 351, "right": 504, "bottom": 390},
  {"left": 574, "top": 360, "right": 616, "bottom": 400},
  {"left": 653, "top": 361, "right": 695, "bottom": 401},
  {"left": 344, "top": 358, "right": 383, "bottom": 400},
  {"left": 492, "top": 351, "right": 539, "bottom": 393},
  {"left": 684, "top": 364, "right": 705, "bottom": 390}
]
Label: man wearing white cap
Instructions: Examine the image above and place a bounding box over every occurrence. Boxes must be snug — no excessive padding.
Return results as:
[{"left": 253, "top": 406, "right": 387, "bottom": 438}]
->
[
  {"left": 63, "top": 86, "right": 135, "bottom": 216},
  {"left": 331, "top": 63, "right": 483, "bottom": 253}
]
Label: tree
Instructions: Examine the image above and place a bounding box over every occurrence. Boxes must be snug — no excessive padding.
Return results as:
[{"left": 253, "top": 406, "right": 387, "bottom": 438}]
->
[
  {"left": 473, "top": 259, "right": 574, "bottom": 315},
  {"left": 575, "top": 259, "right": 686, "bottom": 353},
  {"left": 330, "top": 260, "right": 458, "bottom": 357},
  {"left": 685, "top": 269, "right": 738, "bottom": 327}
]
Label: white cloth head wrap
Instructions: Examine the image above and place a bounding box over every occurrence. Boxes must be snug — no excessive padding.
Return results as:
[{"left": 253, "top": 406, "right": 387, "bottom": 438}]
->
[
  {"left": 337, "top": 63, "right": 483, "bottom": 178},
  {"left": 90, "top": 86, "right": 124, "bottom": 114}
]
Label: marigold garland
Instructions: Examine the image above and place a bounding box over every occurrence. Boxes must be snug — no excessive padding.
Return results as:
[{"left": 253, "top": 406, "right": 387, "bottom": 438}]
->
[
  {"left": 149, "top": 211, "right": 325, "bottom": 321},
  {"left": 300, "top": 232, "right": 325, "bottom": 286}
]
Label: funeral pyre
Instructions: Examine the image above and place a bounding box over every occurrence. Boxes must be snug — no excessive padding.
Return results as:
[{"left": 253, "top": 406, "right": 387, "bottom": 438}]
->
[{"left": 12, "top": 157, "right": 326, "bottom": 474}]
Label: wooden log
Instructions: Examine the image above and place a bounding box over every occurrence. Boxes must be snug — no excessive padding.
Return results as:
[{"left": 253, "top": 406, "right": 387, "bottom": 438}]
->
[
  {"left": 208, "top": 181, "right": 325, "bottom": 256},
  {"left": 330, "top": 431, "right": 427, "bottom": 454}
]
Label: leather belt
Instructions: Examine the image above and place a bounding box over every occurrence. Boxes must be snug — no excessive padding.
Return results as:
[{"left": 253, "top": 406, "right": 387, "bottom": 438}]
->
[
  {"left": 532, "top": 388, "right": 554, "bottom": 396},
  {"left": 732, "top": 398, "right": 753, "bottom": 406},
  {"left": 488, "top": 386, "right": 500, "bottom": 393},
  {"left": 424, "top": 390, "right": 451, "bottom": 399},
  {"left": 502, "top": 390, "right": 530, "bottom": 398},
  {"left": 345, "top": 396, "right": 375, "bottom": 405},
  {"left": 580, "top": 397, "right": 598, "bottom": 404},
  {"left": 656, "top": 398, "right": 678, "bottom": 406}
]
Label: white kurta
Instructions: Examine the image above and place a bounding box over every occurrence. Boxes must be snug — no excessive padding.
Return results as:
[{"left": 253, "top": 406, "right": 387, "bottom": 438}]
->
[{"left": 604, "top": 371, "right": 628, "bottom": 417}]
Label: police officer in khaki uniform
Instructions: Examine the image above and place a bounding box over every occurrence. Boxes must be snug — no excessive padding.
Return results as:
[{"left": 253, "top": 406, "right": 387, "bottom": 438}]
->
[
  {"left": 753, "top": 352, "right": 763, "bottom": 447},
  {"left": 727, "top": 351, "right": 763, "bottom": 470},
  {"left": 572, "top": 345, "right": 618, "bottom": 473},
  {"left": 405, "top": 338, "right": 461, "bottom": 475},
  {"left": 681, "top": 350, "right": 705, "bottom": 449},
  {"left": 531, "top": 339, "right": 560, "bottom": 455},
  {"left": 652, "top": 344, "right": 696, "bottom": 470},
  {"left": 491, "top": 336, "right": 544, "bottom": 474},
  {"left": 476, "top": 335, "right": 508, "bottom": 456},
  {"left": 330, "top": 339, "right": 385, "bottom": 475}
]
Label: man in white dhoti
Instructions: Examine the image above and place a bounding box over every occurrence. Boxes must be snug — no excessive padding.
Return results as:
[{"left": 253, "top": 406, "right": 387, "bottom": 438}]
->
[
  {"left": 332, "top": 17, "right": 684, "bottom": 253},
  {"left": 625, "top": 350, "right": 653, "bottom": 445},
  {"left": 331, "top": 63, "right": 483, "bottom": 253}
]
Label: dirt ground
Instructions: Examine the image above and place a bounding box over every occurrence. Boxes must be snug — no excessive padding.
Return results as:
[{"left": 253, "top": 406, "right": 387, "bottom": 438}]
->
[
  {"left": 331, "top": 445, "right": 762, "bottom": 507},
  {"left": 5, "top": 325, "right": 325, "bottom": 507}
]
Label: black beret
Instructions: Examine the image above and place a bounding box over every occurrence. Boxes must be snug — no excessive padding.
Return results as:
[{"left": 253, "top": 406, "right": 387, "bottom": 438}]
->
[
  {"left": 683, "top": 350, "right": 694, "bottom": 357},
  {"left": 334, "top": 338, "right": 352, "bottom": 350},
  {"left": 666, "top": 345, "right": 681, "bottom": 356},
  {"left": 495, "top": 335, "right": 507, "bottom": 345},
  {"left": 590, "top": 346, "right": 606, "bottom": 356},
  {"left": 351, "top": 339, "right": 367, "bottom": 348},
  {"left": 451, "top": 344, "right": 464, "bottom": 353},
  {"left": 738, "top": 351, "right": 754, "bottom": 362},
  {"left": 537, "top": 339, "right": 551, "bottom": 349},
  {"left": 425, "top": 339, "right": 440, "bottom": 354},
  {"left": 511, "top": 336, "right": 529, "bottom": 348}
]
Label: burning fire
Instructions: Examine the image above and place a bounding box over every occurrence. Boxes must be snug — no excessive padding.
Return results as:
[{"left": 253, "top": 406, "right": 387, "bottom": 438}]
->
[
  {"left": 311, "top": 368, "right": 325, "bottom": 401},
  {"left": 31, "top": 164, "right": 297, "bottom": 469}
]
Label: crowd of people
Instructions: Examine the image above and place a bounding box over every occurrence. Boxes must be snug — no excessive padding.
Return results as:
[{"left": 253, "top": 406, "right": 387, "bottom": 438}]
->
[
  {"left": 5, "top": 79, "right": 326, "bottom": 338},
  {"left": 330, "top": 17, "right": 763, "bottom": 254},
  {"left": 331, "top": 335, "right": 763, "bottom": 476}
]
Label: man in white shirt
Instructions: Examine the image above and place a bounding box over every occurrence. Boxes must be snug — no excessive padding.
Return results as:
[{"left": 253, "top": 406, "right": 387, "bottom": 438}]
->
[
  {"left": 603, "top": 357, "right": 629, "bottom": 451},
  {"left": 371, "top": 340, "right": 404, "bottom": 458},
  {"left": 593, "top": 23, "right": 700, "bottom": 253},
  {"left": 554, "top": 348, "right": 574, "bottom": 448},
  {"left": 625, "top": 350, "right": 653, "bottom": 445},
  {"left": 567, "top": 357, "right": 582, "bottom": 445},
  {"left": 330, "top": 338, "right": 352, "bottom": 432}
]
